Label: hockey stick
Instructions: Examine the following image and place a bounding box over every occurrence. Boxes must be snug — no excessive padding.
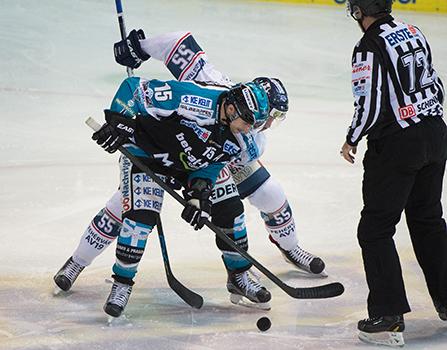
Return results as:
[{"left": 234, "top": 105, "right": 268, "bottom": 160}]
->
[
  {"left": 113, "top": 0, "right": 203, "bottom": 308},
  {"left": 86, "top": 117, "right": 344, "bottom": 299},
  {"left": 156, "top": 214, "right": 204, "bottom": 309},
  {"left": 114, "top": 0, "right": 133, "bottom": 77}
]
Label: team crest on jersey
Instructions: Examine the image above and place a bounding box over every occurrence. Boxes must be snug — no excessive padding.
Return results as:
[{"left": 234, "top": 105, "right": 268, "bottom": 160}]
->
[
  {"left": 180, "top": 119, "right": 211, "bottom": 142},
  {"left": 138, "top": 80, "right": 154, "bottom": 108}
]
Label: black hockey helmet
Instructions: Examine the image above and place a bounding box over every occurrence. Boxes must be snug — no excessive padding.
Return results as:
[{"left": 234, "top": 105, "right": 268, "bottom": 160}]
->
[
  {"left": 225, "top": 82, "right": 269, "bottom": 128},
  {"left": 253, "top": 77, "right": 288, "bottom": 123},
  {"left": 347, "top": 0, "right": 393, "bottom": 20}
]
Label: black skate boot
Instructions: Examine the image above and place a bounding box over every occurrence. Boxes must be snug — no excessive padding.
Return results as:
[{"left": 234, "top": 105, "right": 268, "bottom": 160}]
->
[
  {"left": 103, "top": 276, "right": 133, "bottom": 318},
  {"left": 277, "top": 242, "right": 326, "bottom": 276},
  {"left": 434, "top": 300, "right": 447, "bottom": 321},
  {"left": 358, "top": 315, "right": 405, "bottom": 347},
  {"left": 53, "top": 257, "right": 85, "bottom": 293},
  {"left": 227, "top": 269, "right": 271, "bottom": 310}
]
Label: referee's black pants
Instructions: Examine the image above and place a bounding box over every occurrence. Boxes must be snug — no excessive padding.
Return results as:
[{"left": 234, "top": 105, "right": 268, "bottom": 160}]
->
[{"left": 358, "top": 117, "right": 447, "bottom": 318}]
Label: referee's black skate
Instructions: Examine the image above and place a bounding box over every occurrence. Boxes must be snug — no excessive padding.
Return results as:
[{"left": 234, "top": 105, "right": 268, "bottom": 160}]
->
[
  {"left": 53, "top": 257, "right": 85, "bottom": 294},
  {"left": 226, "top": 269, "right": 271, "bottom": 310},
  {"left": 278, "top": 243, "right": 327, "bottom": 277},
  {"left": 434, "top": 301, "right": 447, "bottom": 321},
  {"left": 358, "top": 315, "right": 405, "bottom": 347},
  {"left": 104, "top": 277, "right": 133, "bottom": 318}
]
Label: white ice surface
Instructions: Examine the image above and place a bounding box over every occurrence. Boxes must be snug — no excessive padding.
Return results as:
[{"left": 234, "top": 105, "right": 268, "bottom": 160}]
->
[{"left": 1, "top": 1, "right": 447, "bottom": 349}]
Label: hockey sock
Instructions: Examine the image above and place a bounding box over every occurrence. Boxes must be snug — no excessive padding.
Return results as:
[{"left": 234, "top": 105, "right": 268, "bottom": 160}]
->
[
  {"left": 73, "top": 207, "right": 122, "bottom": 266},
  {"left": 261, "top": 201, "right": 298, "bottom": 251}
]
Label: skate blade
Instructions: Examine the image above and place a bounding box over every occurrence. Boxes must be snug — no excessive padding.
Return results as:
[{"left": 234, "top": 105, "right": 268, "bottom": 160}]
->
[
  {"left": 229, "top": 293, "right": 271, "bottom": 310},
  {"left": 106, "top": 314, "right": 131, "bottom": 327},
  {"left": 53, "top": 286, "right": 64, "bottom": 296},
  {"left": 358, "top": 330, "right": 405, "bottom": 347}
]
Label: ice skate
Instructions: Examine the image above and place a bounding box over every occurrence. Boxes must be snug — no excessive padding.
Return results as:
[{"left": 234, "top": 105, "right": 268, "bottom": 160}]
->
[
  {"left": 434, "top": 301, "right": 447, "bottom": 321},
  {"left": 103, "top": 278, "right": 133, "bottom": 318},
  {"left": 358, "top": 315, "right": 405, "bottom": 347},
  {"left": 279, "top": 245, "right": 327, "bottom": 277},
  {"left": 227, "top": 269, "right": 271, "bottom": 310},
  {"left": 53, "top": 257, "right": 85, "bottom": 294}
]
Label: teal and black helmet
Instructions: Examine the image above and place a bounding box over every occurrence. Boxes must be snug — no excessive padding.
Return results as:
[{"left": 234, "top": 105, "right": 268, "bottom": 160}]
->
[{"left": 226, "top": 82, "right": 269, "bottom": 128}]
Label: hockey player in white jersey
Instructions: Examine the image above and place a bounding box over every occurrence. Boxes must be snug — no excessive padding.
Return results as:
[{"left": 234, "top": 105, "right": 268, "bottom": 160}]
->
[{"left": 54, "top": 31, "right": 327, "bottom": 308}]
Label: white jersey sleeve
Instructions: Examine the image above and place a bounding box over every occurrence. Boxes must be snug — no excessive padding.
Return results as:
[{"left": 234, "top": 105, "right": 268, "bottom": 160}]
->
[
  {"left": 140, "top": 31, "right": 232, "bottom": 87},
  {"left": 141, "top": 31, "right": 266, "bottom": 163}
]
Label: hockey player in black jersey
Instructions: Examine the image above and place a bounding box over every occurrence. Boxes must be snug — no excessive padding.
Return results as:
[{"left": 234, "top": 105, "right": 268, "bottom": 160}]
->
[
  {"left": 341, "top": 0, "right": 446, "bottom": 347},
  {"left": 91, "top": 76, "right": 272, "bottom": 317}
]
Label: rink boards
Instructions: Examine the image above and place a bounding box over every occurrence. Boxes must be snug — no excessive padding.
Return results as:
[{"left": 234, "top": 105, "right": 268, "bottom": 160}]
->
[{"left": 259, "top": 0, "right": 447, "bottom": 13}]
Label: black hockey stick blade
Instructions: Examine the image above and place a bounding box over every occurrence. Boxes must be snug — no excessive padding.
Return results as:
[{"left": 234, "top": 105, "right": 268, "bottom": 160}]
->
[
  {"left": 156, "top": 215, "right": 203, "bottom": 309},
  {"left": 282, "top": 281, "right": 344, "bottom": 299},
  {"left": 85, "top": 117, "right": 345, "bottom": 301}
]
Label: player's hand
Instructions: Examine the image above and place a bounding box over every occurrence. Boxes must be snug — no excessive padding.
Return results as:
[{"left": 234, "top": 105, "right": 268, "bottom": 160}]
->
[
  {"left": 113, "top": 29, "right": 151, "bottom": 69},
  {"left": 92, "top": 110, "right": 136, "bottom": 153},
  {"left": 181, "top": 178, "right": 212, "bottom": 230},
  {"left": 340, "top": 141, "right": 357, "bottom": 164}
]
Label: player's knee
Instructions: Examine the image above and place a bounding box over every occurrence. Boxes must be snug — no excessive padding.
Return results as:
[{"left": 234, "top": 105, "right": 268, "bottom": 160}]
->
[{"left": 247, "top": 177, "right": 286, "bottom": 213}]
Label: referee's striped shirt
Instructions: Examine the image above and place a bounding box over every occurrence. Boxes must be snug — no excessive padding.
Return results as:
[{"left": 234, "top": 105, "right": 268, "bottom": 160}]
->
[{"left": 346, "top": 15, "right": 444, "bottom": 146}]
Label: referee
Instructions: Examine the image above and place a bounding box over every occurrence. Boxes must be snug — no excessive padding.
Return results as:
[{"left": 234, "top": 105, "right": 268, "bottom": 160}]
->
[{"left": 341, "top": 0, "right": 446, "bottom": 346}]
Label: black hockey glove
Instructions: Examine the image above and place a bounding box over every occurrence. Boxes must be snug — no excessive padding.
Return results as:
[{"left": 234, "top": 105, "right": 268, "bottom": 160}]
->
[
  {"left": 181, "top": 178, "right": 213, "bottom": 230},
  {"left": 114, "top": 29, "right": 151, "bottom": 69},
  {"left": 92, "top": 110, "right": 136, "bottom": 154}
]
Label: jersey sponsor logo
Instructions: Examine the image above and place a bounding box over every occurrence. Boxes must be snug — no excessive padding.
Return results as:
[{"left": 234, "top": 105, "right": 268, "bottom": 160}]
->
[
  {"left": 121, "top": 157, "right": 132, "bottom": 212},
  {"left": 223, "top": 140, "right": 240, "bottom": 155},
  {"left": 85, "top": 227, "right": 113, "bottom": 250},
  {"left": 210, "top": 182, "right": 238, "bottom": 203},
  {"left": 352, "top": 64, "right": 371, "bottom": 74},
  {"left": 180, "top": 119, "right": 212, "bottom": 142},
  {"left": 384, "top": 27, "right": 417, "bottom": 47},
  {"left": 133, "top": 186, "right": 164, "bottom": 197},
  {"left": 184, "top": 57, "right": 206, "bottom": 81},
  {"left": 352, "top": 61, "right": 372, "bottom": 97},
  {"left": 132, "top": 174, "right": 164, "bottom": 213},
  {"left": 181, "top": 95, "right": 212, "bottom": 108},
  {"left": 176, "top": 132, "right": 209, "bottom": 170},
  {"left": 416, "top": 95, "right": 439, "bottom": 113},
  {"left": 179, "top": 103, "right": 214, "bottom": 118},
  {"left": 116, "top": 98, "right": 137, "bottom": 116},
  {"left": 399, "top": 104, "right": 417, "bottom": 119}
]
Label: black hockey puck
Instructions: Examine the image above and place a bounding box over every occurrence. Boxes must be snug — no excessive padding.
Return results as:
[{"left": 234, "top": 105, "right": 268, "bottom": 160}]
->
[{"left": 256, "top": 317, "right": 271, "bottom": 332}]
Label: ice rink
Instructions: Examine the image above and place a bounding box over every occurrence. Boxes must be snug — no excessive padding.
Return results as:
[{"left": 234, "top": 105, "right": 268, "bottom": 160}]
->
[{"left": 1, "top": 0, "right": 447, "bottom": 349}]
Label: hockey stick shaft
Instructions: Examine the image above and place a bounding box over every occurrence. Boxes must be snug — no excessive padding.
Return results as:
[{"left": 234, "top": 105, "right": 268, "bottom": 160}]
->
[
  {"left": 86, "top": 117, "right": 344, "bottom": 299},
  {"left": 114, "top": 0, "right": 133, "bottom": 77},
  {"left": 156, "top": 214, "right": 203, "bottom": 308}
]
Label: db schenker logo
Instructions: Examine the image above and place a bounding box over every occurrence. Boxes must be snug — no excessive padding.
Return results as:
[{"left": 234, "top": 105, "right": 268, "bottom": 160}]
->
[{"left": 334, "top": 0, "right": 416, "bottom": 4}]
